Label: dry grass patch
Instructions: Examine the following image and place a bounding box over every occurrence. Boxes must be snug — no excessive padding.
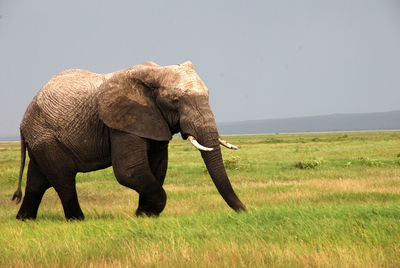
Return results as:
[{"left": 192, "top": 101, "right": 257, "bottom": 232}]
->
[{"left": 301, "top": 177, "right": 400, "bottom": 194}]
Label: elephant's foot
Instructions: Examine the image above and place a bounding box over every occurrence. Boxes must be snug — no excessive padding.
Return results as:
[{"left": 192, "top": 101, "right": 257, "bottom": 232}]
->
[
  {"left": 135, "top": 208, "right": 159, "bottom": 217},
  {"left": 16, "top": 192, "right": 45, "bottom": 220},
  {"left": 136, "top": 186, "right": 167, "bottom": 217},
  {"left": 16, "top": 212, "right": 37, "bottom": 221},
  {"left": 63, "top": 203, "right": 85, "bottom": 221},
  {"left": 66, "top": 213, "right": 85, "bottom": 221},
  {"left": 16, "top": 206, "right": 37, "bottom": 220},
  {"left": 55, "top": 185, "right": 85, "bottom": 221}
]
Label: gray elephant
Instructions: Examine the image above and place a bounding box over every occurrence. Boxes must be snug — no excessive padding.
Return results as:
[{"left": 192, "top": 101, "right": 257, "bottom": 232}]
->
[{"left": 12, "top": 61, "right": 246, "bottom": 220}]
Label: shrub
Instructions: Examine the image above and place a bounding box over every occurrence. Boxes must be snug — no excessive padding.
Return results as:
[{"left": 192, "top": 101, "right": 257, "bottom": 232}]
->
[
  {"left": 359, "top": 157, "right": 382, "bottom": 167},
  {"left": 224, "top": 156, "right": 240, "bottom": 170},
  {"left": 295, "top": 159, "right": 322, "bottom": 169},
  {"left": 202, "top": 156, "right": 241, "bottom": 174},
  {"left": 259, "top": 138, "right": 284, "bottom": 144},
  {"left": 202, "top": 166, "right": 208, "bottom": 174}
]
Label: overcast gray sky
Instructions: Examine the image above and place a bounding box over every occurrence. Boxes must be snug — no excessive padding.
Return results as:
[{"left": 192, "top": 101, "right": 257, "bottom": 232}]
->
[{"left": 1, "top": 0, "right": 400, "bottom": 138}]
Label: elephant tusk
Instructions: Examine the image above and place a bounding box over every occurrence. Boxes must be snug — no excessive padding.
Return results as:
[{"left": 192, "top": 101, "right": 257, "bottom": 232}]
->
[
  {"left": 188, "top": 136, "right": 214, "bottom": 151},
  {"left": 218, "top": 137, "right": 238, "bottom": 150}
]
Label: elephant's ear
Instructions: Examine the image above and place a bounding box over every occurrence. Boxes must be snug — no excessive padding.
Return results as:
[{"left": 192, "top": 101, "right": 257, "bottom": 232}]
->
[{"left": 98, "top": 65, "right": 172, "bottom": 141}]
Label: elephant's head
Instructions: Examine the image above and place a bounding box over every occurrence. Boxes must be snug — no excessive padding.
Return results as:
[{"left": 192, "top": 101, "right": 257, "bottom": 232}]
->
[{"left": 98, "top": 61, "right": 246, "bottom": 212}]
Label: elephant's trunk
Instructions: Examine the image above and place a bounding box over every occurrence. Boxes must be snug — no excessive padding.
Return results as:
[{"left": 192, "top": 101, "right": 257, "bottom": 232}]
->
[
  {"left": 179, "top": 96, "right": 246, "bottom": 212},
  {"left": 196, "top": 129, "right": 245, "bottom": 212},
  {"left": 200, "top": 146, "right": 246, "bottom": 212}
]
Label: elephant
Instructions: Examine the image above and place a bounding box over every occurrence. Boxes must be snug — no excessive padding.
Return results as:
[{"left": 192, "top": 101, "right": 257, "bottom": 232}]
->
[{"left": 12, "top": 61, "right": 246, "bottom": 220}]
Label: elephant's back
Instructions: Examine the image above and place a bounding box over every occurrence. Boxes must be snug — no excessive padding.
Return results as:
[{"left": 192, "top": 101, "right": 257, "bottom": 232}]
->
[
  {"left": 21, "top": 69, "right": 109, "bottom": 160},
  {"left": 32, "top": 69, "right": 102, "bottom": 123},
  {"left": 36, "top": 69, "right": 104, "bottom": 118}
]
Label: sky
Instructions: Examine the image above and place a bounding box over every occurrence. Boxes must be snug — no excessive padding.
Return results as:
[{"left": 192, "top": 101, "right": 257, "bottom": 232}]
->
[{"left": 1, "top": 0, "right": 400, "bottom": 138}]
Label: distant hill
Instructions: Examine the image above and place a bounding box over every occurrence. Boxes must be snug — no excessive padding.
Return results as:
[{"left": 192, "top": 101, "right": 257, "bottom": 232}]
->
[
  {"left": 1, "top": 111, "right": 399, "bottom": 141},
  {"left": 0, "top": 136, "right": 19, "bottom": 141},
  {"left": 218, "top": 110, "right": 400, "bottom": 135}
]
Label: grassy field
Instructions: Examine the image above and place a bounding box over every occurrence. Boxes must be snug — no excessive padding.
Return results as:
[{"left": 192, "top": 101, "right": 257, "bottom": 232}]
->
[{"left": 1, "top": 131, "right": 400, "bottom": 267}]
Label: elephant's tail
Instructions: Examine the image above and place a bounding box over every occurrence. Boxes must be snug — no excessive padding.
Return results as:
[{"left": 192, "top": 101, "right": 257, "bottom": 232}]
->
[{"left": 12, "top": 132, "right": 26, "bottom": 204}]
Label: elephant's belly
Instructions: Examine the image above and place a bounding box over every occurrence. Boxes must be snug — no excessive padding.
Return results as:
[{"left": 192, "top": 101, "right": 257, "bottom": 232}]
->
[
  {"left": 62, "top": 132, "right": 112, "bottom": 173},
  {"left": 76, "top": 157, "right": 112, "bottom": 173}
]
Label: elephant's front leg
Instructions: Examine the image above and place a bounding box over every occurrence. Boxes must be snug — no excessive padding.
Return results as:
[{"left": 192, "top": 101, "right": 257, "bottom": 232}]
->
[
  {"left": 110, "top": 130, "right": 167, "bottom": 217},
  {"left": 148, "top": 140, "right": 169, "bottom": 185}
]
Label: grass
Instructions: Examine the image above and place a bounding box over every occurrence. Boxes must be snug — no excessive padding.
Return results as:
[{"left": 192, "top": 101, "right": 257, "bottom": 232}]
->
[{"left": 1, "top": 130, "right": 400, "bottom": 267}]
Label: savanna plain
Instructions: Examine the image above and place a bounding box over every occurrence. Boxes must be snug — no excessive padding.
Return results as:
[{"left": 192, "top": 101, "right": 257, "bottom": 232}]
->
[{"left": 1, "top": 131, "right": 400, "bottom": 267}]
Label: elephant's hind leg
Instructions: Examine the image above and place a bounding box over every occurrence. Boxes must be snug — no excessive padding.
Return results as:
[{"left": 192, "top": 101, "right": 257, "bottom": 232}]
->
[
  {"left": 46, "top": 164, "right": 84, "bottom": 220},
  {"left": 52, "top": 178, "right": 84, "bottom": 220},
  {"left": 30, "top": 140, "right": 85, "bottom": 220},
  {"left": 110, "top": 130, "right": 167, "bottom": 217},
  {"left": 45, "top": 170, "right": 84, "bottom": 220},
  {"left": 17, "top": 161, "right": 51, "bottom": 220}
]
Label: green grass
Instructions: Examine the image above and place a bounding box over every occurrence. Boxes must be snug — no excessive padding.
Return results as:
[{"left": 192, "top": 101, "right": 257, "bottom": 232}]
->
[{"left": 1, "top": 131, "right": 400, "bottom": 267}]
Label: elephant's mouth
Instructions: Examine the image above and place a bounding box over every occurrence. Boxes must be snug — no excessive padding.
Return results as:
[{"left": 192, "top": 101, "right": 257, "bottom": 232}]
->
[
  {"left": 167, "top": 121, "right": 183, "bottom": 137},
  {"left": 179, "top": 124, "right": 198, "bottom": 141},
  {"left": 181, "top": 129, "right": 215, "bottom": 151}
]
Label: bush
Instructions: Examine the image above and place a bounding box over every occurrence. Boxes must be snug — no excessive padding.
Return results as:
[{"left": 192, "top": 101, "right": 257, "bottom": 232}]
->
[
  {"left": 224, "top": 156, "right": 240, "bottom": 170},
  {"left": 259, "top": 138, "right": 284, "bottom": 144},
  {"left": 203, "top": 156, "right": 241, "bottom": 174},
  {"left": 359, "top": 157, "right": 382, "bottom": 167},
  {"left": 295, "top": 159, "right": 322, "bottom": 169}
]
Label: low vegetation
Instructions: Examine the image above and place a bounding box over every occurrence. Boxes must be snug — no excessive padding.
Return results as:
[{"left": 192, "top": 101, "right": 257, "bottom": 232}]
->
[
  {"left": 295, "top": 159, "right": 323, "bottom": 169},
  {"left": 1, "top": 131, "right": 400, "bottom": 267}
]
